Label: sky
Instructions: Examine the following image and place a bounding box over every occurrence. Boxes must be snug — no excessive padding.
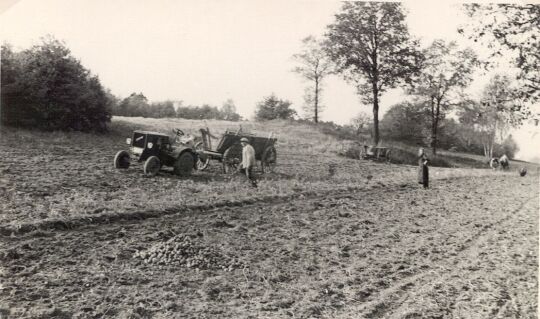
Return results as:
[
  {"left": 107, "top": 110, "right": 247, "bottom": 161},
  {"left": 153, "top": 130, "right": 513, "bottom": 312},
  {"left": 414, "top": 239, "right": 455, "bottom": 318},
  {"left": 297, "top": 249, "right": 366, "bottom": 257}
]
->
[{"left": 0, "top": 0, "right": 538, "bottom": 161}]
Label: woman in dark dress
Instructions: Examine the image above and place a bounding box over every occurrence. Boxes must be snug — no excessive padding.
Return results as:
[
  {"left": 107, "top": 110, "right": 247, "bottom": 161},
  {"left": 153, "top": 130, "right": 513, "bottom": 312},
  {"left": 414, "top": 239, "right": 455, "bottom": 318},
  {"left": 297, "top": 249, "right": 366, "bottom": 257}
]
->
[{"left": 418, "top": 148, "right": 429, "bottom": 189}]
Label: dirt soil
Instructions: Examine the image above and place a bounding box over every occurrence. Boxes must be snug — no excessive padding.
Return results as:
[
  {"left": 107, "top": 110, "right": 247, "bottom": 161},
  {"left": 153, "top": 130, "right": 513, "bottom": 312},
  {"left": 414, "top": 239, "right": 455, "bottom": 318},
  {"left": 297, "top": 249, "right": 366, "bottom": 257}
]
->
[
  {"left": 1, "top": 173, "right": 537, "bottom": 319},
  {"left": 0, "top": 122, "right": 525, "bottom": 232}
]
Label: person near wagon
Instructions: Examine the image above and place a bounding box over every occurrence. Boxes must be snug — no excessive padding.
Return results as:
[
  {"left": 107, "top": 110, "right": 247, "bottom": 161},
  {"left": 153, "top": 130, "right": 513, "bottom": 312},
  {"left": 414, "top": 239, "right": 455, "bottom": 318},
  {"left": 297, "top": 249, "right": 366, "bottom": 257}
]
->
[
  {"left": 239, "top": 137, "right": 257, "bottom": 187},
  {"left": 489, "top": 157, "right": 499, "bottom": 170},
  {"left": 418, "top": 147, "right": 429, "bottom": 189},
  {"left": 499, "top": 154, "right": 510, "bottom": 170}
]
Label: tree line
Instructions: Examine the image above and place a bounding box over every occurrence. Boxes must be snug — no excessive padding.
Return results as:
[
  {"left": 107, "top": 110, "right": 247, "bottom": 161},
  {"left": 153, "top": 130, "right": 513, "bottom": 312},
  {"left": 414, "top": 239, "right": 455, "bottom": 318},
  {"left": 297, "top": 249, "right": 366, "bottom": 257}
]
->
[
  {"left": 0, "top": 37, "right": 243, "bottom": 130},
  {"left": 111, "top": 93, "right": 242, "bottom": 121},
  {"left": 1, "top": 37, "right": 112, "bottom": 131},
  {"left": 1, "top": 3, "right": 536, "bottom": 160},
  {"left": 291, "top": 2, "right": 537, "bottom": 157}
]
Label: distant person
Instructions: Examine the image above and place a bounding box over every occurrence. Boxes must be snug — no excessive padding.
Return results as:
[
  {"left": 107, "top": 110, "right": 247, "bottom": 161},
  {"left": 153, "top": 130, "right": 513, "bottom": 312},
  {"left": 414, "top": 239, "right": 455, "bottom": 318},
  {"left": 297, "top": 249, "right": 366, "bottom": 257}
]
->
[
  {"left": 489, "top": 157, "right": 499, "bottom": 170},
  {"left": 239, "top": 137, "right": 257, "bottom": 187},
  {"left": 499, "top": 154, "right": 510, "bottom": 170},
  {"left": 418, "top": 147, "right": 429, "bottom": 189}
]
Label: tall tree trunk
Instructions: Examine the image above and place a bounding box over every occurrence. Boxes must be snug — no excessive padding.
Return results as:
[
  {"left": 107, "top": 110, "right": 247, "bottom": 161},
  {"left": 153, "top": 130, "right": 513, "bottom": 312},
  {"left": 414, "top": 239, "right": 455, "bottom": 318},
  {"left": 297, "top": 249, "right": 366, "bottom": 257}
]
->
[
  {"left": 489, "top": 131, "right": 496, "bottom": 158},
  {"left": 430, "top": 98, "right": 436, "bottom": 154},
  {"left": 371, "top": 74, "right": 380, "bottom": 145},
  {"left": 314, "top": 77, "right": 319, "bottom": 123},
  {"left": 431, "top": 98, "right": 441, "bottom": 155},
  {"left": 372, "top": 90, "right": 380, "bottom": 145}
]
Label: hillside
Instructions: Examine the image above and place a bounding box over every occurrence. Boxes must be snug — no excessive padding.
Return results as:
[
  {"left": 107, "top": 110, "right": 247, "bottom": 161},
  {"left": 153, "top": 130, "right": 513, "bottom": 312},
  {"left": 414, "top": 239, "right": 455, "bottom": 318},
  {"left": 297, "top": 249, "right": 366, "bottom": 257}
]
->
[
  {"left": 114, "top": 116, "right": 534, "bottom": 170},
  {"left": 1, "top": 116, "right": 535, "bottom": 231},
  {"left": 1, "top": 117, "right": 538, "bottom": 319}
]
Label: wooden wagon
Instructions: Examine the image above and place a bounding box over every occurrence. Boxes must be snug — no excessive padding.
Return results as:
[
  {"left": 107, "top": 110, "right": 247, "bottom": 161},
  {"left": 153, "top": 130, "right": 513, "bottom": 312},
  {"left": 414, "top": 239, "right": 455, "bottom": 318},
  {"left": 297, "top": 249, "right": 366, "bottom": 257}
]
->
[
  {"left": 360, "top": 145, "right": 391, "bottom": 162},
  {"left": 195, "top": 127, "right": 277, "bottom": 174}
]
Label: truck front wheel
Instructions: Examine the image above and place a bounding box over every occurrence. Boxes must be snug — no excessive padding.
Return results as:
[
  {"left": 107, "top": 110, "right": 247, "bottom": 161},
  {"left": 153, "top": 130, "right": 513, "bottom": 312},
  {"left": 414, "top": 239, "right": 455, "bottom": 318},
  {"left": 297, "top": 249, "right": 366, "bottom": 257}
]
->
[
  {"left": 174, "top": 152, "right": 194, "bottom": 176},
  {"left": 143, "top": 156, "right": 161, "bottom": 177},
  {"left": 114, "top": 150, "right": 130, "bottom": 169}
]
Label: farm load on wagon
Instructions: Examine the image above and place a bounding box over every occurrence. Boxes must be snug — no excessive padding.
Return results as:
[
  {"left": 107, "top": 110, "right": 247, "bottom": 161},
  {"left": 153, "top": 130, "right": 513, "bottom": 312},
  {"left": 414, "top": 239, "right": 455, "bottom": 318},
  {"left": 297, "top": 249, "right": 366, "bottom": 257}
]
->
[{"left": 195, "top": 127, "right": 277, "bottom": 174}]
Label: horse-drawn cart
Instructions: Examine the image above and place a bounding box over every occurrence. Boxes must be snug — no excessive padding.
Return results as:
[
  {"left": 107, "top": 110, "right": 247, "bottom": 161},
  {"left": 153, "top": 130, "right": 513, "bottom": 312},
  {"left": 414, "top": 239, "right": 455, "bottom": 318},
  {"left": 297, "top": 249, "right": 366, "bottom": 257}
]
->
[{"left": 195, "top": 127, "right": 277, "bottom": 174}]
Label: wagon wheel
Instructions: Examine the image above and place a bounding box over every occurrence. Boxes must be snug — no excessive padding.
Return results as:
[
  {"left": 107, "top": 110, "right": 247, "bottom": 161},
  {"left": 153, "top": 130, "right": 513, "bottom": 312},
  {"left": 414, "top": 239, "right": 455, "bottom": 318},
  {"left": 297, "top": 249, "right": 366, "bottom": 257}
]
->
[
  {"left": 222, "top": 144, "right": 242, "bottom": 174},
  {"left": 174, "top": 152, "right": 195, "bottom": 176},
  {"left": 143, "top": 156, "right": 161, "bottom": 177},
  {"left": 261, "top": 146, "right": 277, "bottom": 173},
  {"left": 114, "top": 150, "right": 131, "bottom": 169},
  {"left": 194, "top": 141, "right": 210, "bottom": 170}
]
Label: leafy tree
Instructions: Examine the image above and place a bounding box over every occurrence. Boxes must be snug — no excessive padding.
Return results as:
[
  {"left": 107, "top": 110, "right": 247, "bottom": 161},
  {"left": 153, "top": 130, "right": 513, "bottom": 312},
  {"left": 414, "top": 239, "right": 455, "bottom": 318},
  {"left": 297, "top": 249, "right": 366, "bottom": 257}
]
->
[
  {"left": 161, "top": 101, "right": 177, "bottom": 118},
  {"left": 459, "top": 4, "right": 540, "bottom": 102},
  {"left": 458, "top": 74, "right": 525, "bottom": 159},
  {"left": 220, "top": 99, "right": 241, "bottom": 121},
  {"left": 380, "top": 101, "right": 430, "bottom": 145},
  {"left": 254, "top": 94, "right": 296, "bottom": 121},
  {"left": 150, "top": 100, "right": 176, "bottom": 118},
  {"left": 199, "top": 104, "right": 223, "bottom": 120},
  {"left": 459, "top": 101, "right": 500, "bottom": 160},
  {"left": 495, "top": 135, "right": 519, "bottom": 159},
  {"left": 106, "top": 90, "right": 121, "bottom": 116},
  {"left": 349, "top": 111, "right": 372, "bottom": 136},
  {"left": 1, "top": 44, "right": 29, "bottom": 125},
  {"left": 292, "top": 36, "right": 333, "bottom": 123},
  {"left": 325, "top": 2, "right": 422, "bottom": 145},
  {"left": 118, "top": 93, "right": 150, "bottom": 117},
  {"left": 1, "top": 37, "right": 111, "bottom": 131},
  {"left": 175, "top": 104, "right": 227, "bottom": 120},
  {"left": 408, "top": 40, "right": 478, "bottom": 154}
]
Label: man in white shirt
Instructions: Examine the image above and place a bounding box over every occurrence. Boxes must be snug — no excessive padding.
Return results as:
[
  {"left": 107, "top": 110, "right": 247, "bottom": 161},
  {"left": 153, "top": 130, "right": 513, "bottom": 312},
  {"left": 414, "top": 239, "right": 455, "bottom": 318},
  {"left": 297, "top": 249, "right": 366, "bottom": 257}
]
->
[
  {"left": 239, "top": 137, "right": 257, "bottom": 187},
  {"left": 499, "top": 154, "right": 509, "bottom": 170}
]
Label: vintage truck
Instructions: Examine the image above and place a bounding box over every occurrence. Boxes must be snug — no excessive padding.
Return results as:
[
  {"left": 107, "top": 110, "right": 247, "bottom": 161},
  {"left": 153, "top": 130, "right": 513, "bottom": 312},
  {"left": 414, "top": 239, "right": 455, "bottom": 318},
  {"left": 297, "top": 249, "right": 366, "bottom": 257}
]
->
[{"left": 113, "top": 128, "right": 198, "bottom": 177}]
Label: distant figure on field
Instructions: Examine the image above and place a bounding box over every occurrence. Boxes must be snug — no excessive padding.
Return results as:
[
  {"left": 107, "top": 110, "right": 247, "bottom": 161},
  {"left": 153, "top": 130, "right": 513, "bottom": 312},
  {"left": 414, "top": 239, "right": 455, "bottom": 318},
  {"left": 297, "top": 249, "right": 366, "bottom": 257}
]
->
[
  {"left": 239, "top": 137, "right": 257, "bottom": 187},
  {"left": 499, "top": 154, "right": 510, "bottom": 170},
  {"left": 489, "top": 157, "right": 499, "bottom": 170},
  {"left": 418, "top": 147, "right": 429, "bottom": 189},
  {"left": 519, "top": 167, "right": 527, "bottom": 177}
]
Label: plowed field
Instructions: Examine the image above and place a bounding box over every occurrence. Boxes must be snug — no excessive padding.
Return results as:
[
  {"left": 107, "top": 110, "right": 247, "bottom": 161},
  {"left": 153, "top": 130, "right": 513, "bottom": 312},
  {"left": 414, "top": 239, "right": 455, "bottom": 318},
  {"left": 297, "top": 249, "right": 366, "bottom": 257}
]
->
[{"left": 0, "top": 118, "right": 538, "bottom": 318}]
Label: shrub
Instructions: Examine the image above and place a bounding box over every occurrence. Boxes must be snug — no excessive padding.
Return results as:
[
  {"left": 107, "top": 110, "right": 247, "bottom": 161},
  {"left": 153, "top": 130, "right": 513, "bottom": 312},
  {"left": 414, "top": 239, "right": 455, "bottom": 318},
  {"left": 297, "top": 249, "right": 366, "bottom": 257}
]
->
[
  {"left": 494, "top": 135, "right": 519, "bottom": 159},
  {"left": 1, "top": 37, "right": 111, "bottom": 131},
  {"left": 380, "top": 102, "right": 429, "bottom": 145},
  {"left": 254, "top": 94, "right": 296, "bottom": 121},
  {"left": 115, "top": 93, "right": 151, "bottom": 117},
  {"left": 337, "top": 141, "right": 362, "bottom": 159},
  {"left": 295, "top": 119, "right": 360, "bottom": 141}
]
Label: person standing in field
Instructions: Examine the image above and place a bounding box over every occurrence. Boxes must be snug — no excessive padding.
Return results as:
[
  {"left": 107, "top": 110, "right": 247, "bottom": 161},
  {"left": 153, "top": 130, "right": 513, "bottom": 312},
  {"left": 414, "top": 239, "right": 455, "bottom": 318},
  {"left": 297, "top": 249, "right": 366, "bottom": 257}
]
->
[
  {"left": 489, "top": 157, "right": 499, "bottom": 170},
  {"left": 499, "top": 154, "right": 510, "bottom": 170},
  {"left": 418, "top": 147, "right": 429, "bottom": 189},
  {"left": 239, "top": 137, "right": 257, "bottom": 187}
]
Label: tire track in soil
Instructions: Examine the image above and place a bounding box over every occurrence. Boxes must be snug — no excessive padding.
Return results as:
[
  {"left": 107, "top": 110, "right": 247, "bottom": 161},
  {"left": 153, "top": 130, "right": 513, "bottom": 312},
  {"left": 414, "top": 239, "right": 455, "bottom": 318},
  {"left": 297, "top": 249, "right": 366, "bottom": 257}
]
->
[
  {"left": 0, "top": 183, "right": 389, "bottom": 237},
  {"left": 1, "top": 174, "right": 536, "bottom": 319},
  {"left": 351, "top": 194, "right": 537, "bottom": 319},
  {"left": 0, "top": 174, "right": 501, "bottom": 237}
]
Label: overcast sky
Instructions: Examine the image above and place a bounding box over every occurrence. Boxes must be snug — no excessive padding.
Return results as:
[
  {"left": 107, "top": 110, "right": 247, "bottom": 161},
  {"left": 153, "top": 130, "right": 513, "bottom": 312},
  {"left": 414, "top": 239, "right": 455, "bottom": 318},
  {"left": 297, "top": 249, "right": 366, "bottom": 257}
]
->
[{"left": 1, "top": 0, "right": 538, "bottom": 160}]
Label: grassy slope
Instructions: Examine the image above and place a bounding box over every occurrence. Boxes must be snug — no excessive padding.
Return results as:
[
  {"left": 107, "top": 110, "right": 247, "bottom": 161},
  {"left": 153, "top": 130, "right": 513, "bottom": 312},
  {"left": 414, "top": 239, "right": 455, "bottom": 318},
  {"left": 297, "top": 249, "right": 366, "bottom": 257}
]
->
[
  {"left": 0, "top": 116, "right": 535, "bottom": 230},
  {"left": 115, "top": 116, "right": 495, "bottom": 168}
]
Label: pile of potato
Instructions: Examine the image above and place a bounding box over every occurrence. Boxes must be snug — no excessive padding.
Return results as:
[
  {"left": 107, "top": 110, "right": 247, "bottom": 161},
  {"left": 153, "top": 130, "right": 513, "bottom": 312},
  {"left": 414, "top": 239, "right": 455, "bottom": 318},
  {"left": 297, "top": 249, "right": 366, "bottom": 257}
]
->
[{"left": 134, "top": 234, "right": 244, "bottom": 271}]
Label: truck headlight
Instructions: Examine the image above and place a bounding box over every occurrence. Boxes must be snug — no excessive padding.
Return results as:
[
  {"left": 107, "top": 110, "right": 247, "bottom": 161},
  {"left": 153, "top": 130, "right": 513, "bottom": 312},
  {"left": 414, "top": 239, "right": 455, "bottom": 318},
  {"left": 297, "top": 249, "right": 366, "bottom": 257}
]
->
[
  {"left": 126, "top": 138, "right": 131, "bottom": 145},
  {"left": 147, "top": 142, "right": 153, "bottom": 149}
]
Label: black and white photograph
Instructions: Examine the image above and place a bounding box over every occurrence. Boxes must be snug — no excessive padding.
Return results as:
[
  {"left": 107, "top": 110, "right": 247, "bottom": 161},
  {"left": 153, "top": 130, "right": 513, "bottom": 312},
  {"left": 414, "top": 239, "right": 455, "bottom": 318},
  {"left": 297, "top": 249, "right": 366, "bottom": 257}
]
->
[{"left": 0, "top": 0, "right": 538, "bottom": 318}]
